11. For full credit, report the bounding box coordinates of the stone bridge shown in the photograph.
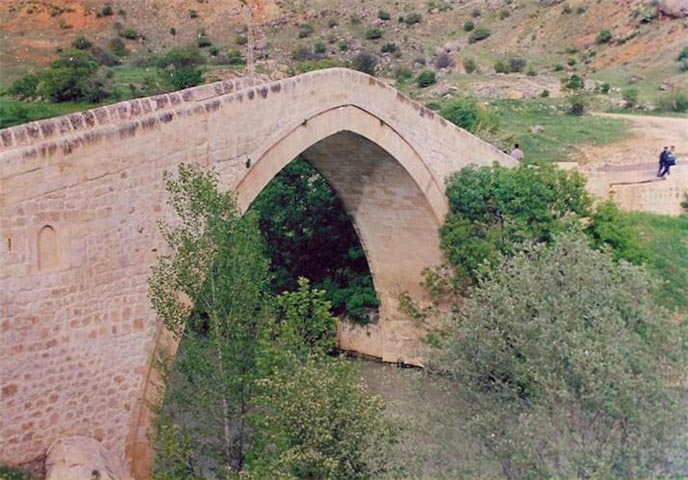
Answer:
[0,68,513,476]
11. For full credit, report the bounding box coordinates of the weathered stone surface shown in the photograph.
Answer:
[659,0,688,17]
[46,436,129,480]
[0,68,514,478]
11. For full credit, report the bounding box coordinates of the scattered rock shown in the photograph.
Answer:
[658,0,688,18]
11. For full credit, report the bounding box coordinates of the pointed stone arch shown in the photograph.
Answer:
[38,225,59,270]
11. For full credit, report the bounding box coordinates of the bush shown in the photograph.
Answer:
[679,59,688,73]
[494,59,509,74]
[196,35,212,48]
[677,46,688,62]
[440,163,591,285]
[553,63,564,71]
[157,46,205,90]
[586,200,646,264]
[109,37,128,57]
[568,94,586,115]
[338,40,349,51]
[562,3,572,14]
[169,27,176,36]
[404,12,423,25]
[378,9,391,21]
[0,465,33,480]
[622,87,639,108]
[297,23,314,38]
[218,49,245,66]
[509,56,526,72]
[99,4,114,16]
[656,88,688,112]
[364,27,383,40]
[596,28,612,44]
[463,20,474,31]
[526,67,537,76]
[540,88,550,97]
[236,34,248,46]
[416,69,437,87]
[313,40,326,55]
[394,67,413,82]
[72,35,93,50]
[434,52,453,70]
[7,74,40,99]
[468,26,490,43]
[188,9,198,19]
[439,96,499,134]
[381,42,397,54]
[351,52,377,76]
[292,45,310,61]
[327,18,338,28]
[435,233,685,478]
[499,7,510,19]
[208,45,220,57]
[565,73,584,91]
[120,28,138,40]
[471,7,481,17]
[600,82,611,94]
[463,58,476,73]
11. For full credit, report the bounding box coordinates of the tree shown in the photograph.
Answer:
[40,50,109,102]
[156,46,205,90]
[440,163,591,287]
[434,234,686,478]
[250,158,378,321]
[439,96,499,134]
[250,357,401,479]
[150,164,272,476]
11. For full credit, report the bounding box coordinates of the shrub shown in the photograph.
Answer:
[292,45,310,61]
[656,89,688,112]
[494,59,509,73]
[562,3,572,14]
[471,7,481,17]
[40,50,109,102]
[596,28,612,44]
[677,46,688,62]
[7,74,40,99]
[679,59,688,73]
[208,45,220,57]
[499,8,510,19]
[156,46,205,90]
[565,73,584,90]
[298,23,314,38]
[622,87,639,108]
[313,40,327,55]
[509,56,526,72]
[600,82,611,94]
[416,69,437,87]
[72,35,93,50]
[567,57,577,66]
[435,233,685,478]
[169,27,176,36]
[327,18,338,28]
[463,58,476,73]
[463,20,474,31]
[378,9,391,21]
[109,37,128,56]
[381,42,397,54]
[526,67,537,76]
[404,12,423,25]
[188,9,198,19]
[540,88,550,97]
[439,163,591,285]
[553,63,564,71]
[351,52,377,75]
[468,26,490,43]
[364,27,383,40]
[349,14,360,25]
[100,4,114,16]
[236,34,248,46]
[434,52,453,69]
[568,94,586,115]
[395,67,413,82]
[439,96,498,134]
[121,28,138,40]
[576,6,586,13]
[196,35,212,48]
[220,49,245,66]
[338,40,349,51]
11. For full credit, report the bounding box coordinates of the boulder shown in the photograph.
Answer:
[659,0,688,17]
[45,436,129,480]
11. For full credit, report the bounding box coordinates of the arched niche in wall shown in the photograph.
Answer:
[38,225,59,270]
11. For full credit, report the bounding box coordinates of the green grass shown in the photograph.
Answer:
[0,97,93,129]
[489,98,630,162]
[625,212,688,312]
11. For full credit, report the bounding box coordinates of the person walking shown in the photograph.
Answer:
[659,145,677,179]
[510,143,524,161]
[657,146,669,177]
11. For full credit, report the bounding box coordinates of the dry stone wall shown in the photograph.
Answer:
[0,68,513,477]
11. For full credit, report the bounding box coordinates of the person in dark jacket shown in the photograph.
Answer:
[657,146,669,177]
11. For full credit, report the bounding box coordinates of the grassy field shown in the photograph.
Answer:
[488,98,630,162]
[625,211,688,312]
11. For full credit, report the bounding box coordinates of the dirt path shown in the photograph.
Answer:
[577,113,688,169]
